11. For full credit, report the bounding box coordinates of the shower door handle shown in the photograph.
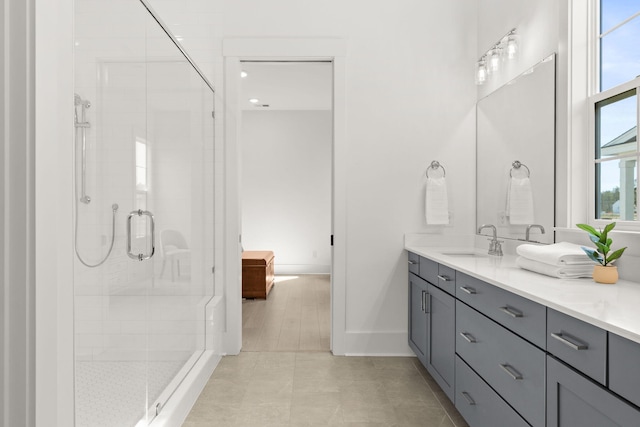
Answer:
[126,209,156,261]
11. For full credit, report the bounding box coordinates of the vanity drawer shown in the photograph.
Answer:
[456,272,547,349]
[456,301,545,427]
[547,308,607,385]
[418,256,438,284]
[408,252,420,275]
[455,356,529,427]
[609,333,640,407]
[436,264,456,295]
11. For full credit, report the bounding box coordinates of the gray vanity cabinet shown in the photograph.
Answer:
[408,253,455,401]
[408,273,428,365]
[456,301,545,427]
[547,356,640,427]
[547,308,607,385]
[455,356,529,427]
[407,250,640,427]
[426,283,455,401]
[609,333,640,408]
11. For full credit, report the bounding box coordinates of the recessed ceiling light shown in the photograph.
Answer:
[249,98,260,104]
[240,70,248,78]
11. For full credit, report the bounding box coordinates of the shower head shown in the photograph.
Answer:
[74,93,91,108]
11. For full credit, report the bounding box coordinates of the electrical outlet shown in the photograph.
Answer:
[497,211,507,225]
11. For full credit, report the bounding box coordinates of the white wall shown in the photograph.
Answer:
[242,110,332,274]
[151,0,478,354]
[230,1,479,355]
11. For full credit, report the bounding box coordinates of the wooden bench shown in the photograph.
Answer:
[242,251,275,299]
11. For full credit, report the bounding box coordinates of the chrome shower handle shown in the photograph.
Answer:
[126,209,156,261]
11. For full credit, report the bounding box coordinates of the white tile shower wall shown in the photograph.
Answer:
[74,0,214,364]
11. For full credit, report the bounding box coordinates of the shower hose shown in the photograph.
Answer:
[73,109,119,268]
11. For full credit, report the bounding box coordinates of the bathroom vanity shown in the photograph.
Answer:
[406,246,640,427]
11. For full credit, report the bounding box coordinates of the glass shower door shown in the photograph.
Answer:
[73,1,214,426]
[141,11,214,421]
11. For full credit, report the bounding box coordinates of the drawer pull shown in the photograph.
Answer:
[461,391,476,406]
[437,274,452,282]
[499,363,523,380]
[421,290,425,312]
[459,286,476,295]
[408,260,418,265]
[550,332,588,350]
[459,332,477,343]
[499,306,523,318]
[425,293,430,313]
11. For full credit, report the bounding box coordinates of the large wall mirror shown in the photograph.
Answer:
[476,54,555,244]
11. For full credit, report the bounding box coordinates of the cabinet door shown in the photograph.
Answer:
[408,273,428,365]
[427,283,455,401]
[547,356,640,427]
[609,333,640,408]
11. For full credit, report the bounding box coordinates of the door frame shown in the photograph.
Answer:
[221,38,347,355]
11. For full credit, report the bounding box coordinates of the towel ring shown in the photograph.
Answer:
[426,160,446,178]
[510,160,530,178]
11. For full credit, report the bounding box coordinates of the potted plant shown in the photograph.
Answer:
[576,222,627,284]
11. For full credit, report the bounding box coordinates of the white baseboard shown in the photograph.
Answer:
[342,331,414,356]
[275,264,331,275]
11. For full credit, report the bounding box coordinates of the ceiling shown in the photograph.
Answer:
[240,61,332,111]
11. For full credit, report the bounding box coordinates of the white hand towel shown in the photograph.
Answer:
[516,256,593,279]
[507,177,535,224]
[516,242,594,266]
[425,177,449,225]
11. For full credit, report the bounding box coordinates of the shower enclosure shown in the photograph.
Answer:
[73,1,215,425]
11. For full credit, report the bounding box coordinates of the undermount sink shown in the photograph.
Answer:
[440,251,487,258]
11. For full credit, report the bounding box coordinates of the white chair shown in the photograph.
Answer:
[159,229,190,281]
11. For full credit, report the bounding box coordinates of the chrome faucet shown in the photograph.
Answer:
[526,224,546,241]
[478,224,503,256]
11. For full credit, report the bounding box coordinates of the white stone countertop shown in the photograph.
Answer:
[405,244,640,345]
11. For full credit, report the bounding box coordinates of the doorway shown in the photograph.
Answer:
[222,38,347,356]
[239,61,332,352]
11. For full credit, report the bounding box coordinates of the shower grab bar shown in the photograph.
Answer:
[126,209,156,261]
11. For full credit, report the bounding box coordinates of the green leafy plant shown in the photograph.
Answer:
[576,222,627,266]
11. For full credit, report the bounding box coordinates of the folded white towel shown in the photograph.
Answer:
[425,177,449,225]
[516,242,593,266]
[507,177,535,224]
[516,257,593,279]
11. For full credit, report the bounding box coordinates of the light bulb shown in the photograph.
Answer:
[506,34,518,60]
[475,60,487,85]
[488,48,501,73]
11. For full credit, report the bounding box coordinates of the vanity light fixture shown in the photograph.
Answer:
[475,28,519,85]
[475,60,487,85]
[506,33,519,59]
[487,48,501,74]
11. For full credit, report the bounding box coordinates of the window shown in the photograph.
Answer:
[590,1,640,224]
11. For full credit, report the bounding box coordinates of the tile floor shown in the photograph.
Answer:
[183,275,469,426]
[183,352,469,426]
